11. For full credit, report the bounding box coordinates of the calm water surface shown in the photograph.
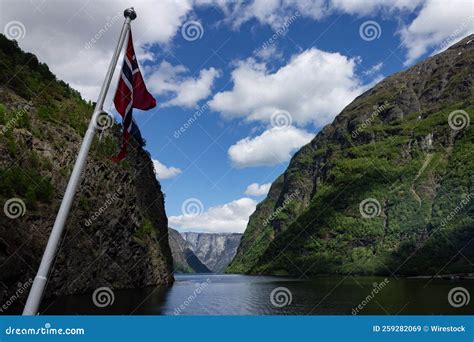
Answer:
[39,274,474,315]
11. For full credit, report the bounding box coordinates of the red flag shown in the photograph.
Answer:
[111,30,156,162]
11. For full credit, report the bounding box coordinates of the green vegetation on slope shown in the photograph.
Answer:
[0,34,124,208]
[228,35,474,276]
[254,106,473,276]
[0,34,175,300]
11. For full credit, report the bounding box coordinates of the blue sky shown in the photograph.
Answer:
[2,0,473,233]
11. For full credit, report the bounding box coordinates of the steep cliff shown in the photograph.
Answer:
[0,35,174,308]
[168,228,211,273]
[182,232,242,272]
[228,35,474,276]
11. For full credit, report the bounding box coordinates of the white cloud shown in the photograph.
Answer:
[202,0,324,29]
[204,0,470,67]
[228,126,313,168]
[204,0,423,29]
[0,0,193,101]
[169,197,257,233]
[363,62,383,76]
[210,49,367,127]
[331,0,423,16]
[3,0,467,106]
[245,183,271,196]
[146,61,220,108]
[399,0,474,65]
[152,159,182,180]
[254,44,283,62]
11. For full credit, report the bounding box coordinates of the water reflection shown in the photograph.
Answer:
[16,274,474,315]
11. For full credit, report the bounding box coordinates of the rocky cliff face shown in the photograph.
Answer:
[0,35,174,309]
[168,228,211,273]
[228,35,474,276]
[182,232,242,273]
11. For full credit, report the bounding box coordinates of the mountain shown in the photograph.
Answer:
[168,228,211,273]
[182,232,243,272]
[228,35,474,276]
[0,34,174,307]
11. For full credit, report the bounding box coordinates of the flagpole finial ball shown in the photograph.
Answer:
[124,7,137,20]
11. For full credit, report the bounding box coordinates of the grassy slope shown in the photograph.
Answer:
[254,106,473,276]
[0,35,175,300]
[0,35,121,209]
[229,35,474,276]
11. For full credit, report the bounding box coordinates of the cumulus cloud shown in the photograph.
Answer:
[0,0,193,101]
[146,61,220,108]
[331,0,423,16]
[228,126,313,168]
[210,49,367,127]
[204,0,470,67]
[245,183,271,196]
[152,159,182,180]
[206,0,472,66]
[169,197,257,233]
[201,0,323,29]
[205,0,423,29]
[3,0,466,105]
[399,0,474,65]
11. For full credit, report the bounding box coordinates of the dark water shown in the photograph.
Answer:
[37,274,474,315]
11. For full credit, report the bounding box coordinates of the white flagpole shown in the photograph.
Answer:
[22,8,137,316]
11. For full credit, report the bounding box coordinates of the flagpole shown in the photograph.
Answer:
[22,8,137,316]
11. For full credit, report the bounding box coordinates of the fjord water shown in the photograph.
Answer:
[40,274,473,315]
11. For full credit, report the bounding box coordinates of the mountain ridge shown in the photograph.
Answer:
[168,228,211,273]
[228,34,474,276]
[0,34,174,307]
[182,232,242,273]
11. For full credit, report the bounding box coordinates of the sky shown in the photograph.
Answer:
[1,0,473,233]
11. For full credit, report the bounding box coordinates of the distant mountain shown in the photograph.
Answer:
[182,232,243,273]
[228,35,474,276]
[168,228,211,273]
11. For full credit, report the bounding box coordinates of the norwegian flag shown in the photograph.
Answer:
[111,30,156,162]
